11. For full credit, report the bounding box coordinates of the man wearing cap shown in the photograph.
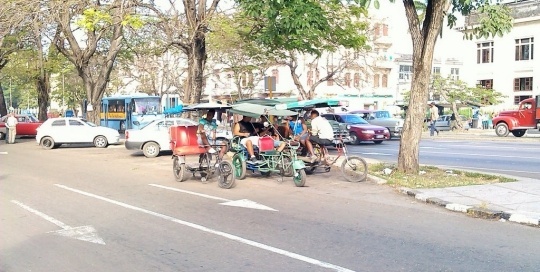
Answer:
[429,102,439,136]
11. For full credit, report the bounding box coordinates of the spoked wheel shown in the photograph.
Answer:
[217,161,235,189]
[232,153,246,180]
[340,156,367,182]
[280,156,294,177]
[293,169,306,187]
[199,153,213,182]
[173,156,188,182]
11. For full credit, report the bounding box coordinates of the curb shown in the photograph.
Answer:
[398,187,540,227]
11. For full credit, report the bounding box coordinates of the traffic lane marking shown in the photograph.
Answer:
[420,151,539,160]
[11,200,105,245]
[0,151,8,154]
[54,184,354,272]
[148,184,278,211]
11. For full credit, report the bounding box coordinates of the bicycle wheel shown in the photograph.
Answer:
[232,153,246,180]
[293,169,306,187]
[173,156,188,182]
[340,156,367,182]
[218,161,236,189]
[280,156,294,177]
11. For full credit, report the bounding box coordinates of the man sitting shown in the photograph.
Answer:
[233,115,261,163]
[197,109,226,159]
[307,110,334,161]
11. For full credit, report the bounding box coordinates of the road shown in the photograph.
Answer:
[1,140,540,272]
[347,137,540,179]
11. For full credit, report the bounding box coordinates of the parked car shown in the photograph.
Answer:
[125,118,233,158]
[321,113,390,144]
[435,114,470,131]
[304,117,352,144]
[0,114,43,140]
[36,118,120,149]
[349,110,403,138]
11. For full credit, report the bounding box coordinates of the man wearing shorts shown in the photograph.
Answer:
[233,115,261,163]
[289,115,313,157]
[308,110,334,160]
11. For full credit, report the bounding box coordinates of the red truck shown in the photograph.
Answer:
[493,96,540,137]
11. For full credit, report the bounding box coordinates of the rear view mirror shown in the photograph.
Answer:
[133,121,140,126]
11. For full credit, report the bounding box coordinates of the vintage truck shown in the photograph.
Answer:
[492,96,540,137]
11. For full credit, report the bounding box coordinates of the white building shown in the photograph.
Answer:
[462,0,539,109]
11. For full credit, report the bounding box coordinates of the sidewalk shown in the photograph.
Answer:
[332,154,540,227]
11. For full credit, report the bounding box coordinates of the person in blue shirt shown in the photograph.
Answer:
[198,109,226,159]
[289,115,313,157]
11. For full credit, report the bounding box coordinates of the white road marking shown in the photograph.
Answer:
[149,184,277,211]
[419,147,447,149]
[11,200,105,245]
[434,165,540,175]
[55,184,353,272]
[422,151,539,160]
[360,152,392,156]
[0,151,8,155]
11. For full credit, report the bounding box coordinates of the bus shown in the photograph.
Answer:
[100,93,164,132]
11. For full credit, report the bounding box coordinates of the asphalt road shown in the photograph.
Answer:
[347,137,540,180]
[1,140,540,271]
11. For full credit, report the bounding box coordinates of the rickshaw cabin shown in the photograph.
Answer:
[169,125,206,155]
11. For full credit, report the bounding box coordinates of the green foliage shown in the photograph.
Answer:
[76,8,112,31]
[431,75,504,106]
[236,0,369,56]
[122,14,144,29]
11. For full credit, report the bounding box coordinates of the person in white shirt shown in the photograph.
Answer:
[307,110,334,161]
[6,113,18,144]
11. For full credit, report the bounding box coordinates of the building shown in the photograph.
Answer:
[462,0,539,109]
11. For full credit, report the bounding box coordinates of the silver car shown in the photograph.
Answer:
[435,115,470,131]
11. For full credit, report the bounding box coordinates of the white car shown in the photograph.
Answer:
[125,118,233,158]
[36,118,120,149]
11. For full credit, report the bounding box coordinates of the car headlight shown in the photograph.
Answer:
[346,125,351,130]
[384,129,389,133]
[362,130,375,134]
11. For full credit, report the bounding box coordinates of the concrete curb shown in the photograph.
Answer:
[398,187,540,227]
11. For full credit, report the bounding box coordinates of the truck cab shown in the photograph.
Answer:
[492,96,540,137]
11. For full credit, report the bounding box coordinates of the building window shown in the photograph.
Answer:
[450,68,459,80]
[432,67,441,74]
[307,70,313,87]
[399,65,413,81]
[382,74,388,88]
[373,74,380,88]
[327,77,334,86]
[353,73,360,88]
[514,77,533,91]
[478,79,493,89]
[477,42,494,64]
[515,38,534,61]
[514,95,532,105]
[382,24,388,36]
[344,73,351,87]
[271,69,279,84]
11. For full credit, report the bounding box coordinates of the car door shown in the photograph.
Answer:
[66,119,90,143]
[155,120,175,149]
[49,119,68,142]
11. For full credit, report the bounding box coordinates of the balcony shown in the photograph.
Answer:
[373,35,392,47]
[375,56,395,69]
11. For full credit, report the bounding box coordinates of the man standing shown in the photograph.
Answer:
[6,113,18,144]
[429,102,439,136]
[450,112,457,131]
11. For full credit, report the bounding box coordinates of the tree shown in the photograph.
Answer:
[365,0,513,173]
[52,0,142,123]
[142,0,221,104]
[207,14,271,100]
[431,75,504,130]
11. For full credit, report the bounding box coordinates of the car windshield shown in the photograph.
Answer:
[341,115,369,124]
[27,115,39,122]
[81,119,97,127]
[375,111,391,118]
[134,98,162,115]
[140,120,158,130]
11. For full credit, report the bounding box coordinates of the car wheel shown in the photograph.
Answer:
[350,132,360,145]
[40,136,56,150]
[495,123,510,137]
[142,142,160,158]
[386,128,392,139]
[511,129,526,137]
[373,140,383,144]
[94,135,108,148]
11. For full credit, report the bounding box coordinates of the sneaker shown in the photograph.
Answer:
[208,148,217,154]
[248,156,262,164]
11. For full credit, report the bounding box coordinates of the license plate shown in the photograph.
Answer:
[376,135,384,139]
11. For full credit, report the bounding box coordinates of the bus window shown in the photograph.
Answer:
[134,98,161,115]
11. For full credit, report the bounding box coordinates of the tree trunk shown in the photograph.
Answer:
[36,75,50,121]
[398,0,448,173]
[191,35,206,104]
[0,82,7,116]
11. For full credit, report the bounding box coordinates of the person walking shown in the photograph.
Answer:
[450,112,457,131]
[6,113,18,144]
[429,102,439,136]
